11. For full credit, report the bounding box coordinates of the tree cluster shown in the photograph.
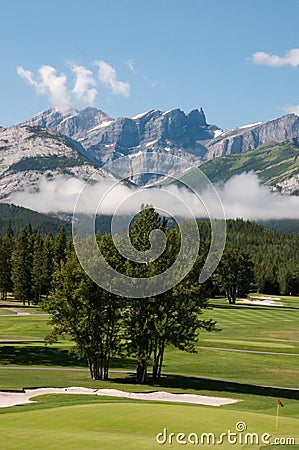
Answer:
[0,223,67,304]
[46,207,216,383]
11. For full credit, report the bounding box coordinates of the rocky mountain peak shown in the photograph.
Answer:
[22,107,111,142]
[188,108,207,126]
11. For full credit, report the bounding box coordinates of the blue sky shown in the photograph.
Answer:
[1,0,299,129]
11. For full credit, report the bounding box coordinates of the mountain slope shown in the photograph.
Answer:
[205,114,299,160]
[0,124,117,200]
[196,139,299,194]
[0,203,69,236]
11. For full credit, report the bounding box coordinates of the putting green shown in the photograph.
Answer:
[0,400,298,449]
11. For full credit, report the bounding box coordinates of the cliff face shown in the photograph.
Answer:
[205,114,299,160]
[22,107,220,184]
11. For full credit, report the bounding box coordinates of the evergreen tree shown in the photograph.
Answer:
[32,232,44,304]
[54,226,67,267]
[41,234,55,299]
[11,228,33,305]
[0,222,14,299]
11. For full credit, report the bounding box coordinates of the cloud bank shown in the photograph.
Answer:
[252,48,299,67]
[17,60,130,111]
[7,172,299,221]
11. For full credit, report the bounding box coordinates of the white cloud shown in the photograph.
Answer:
[215,172,299,219]
[71,64,97,107]
[16,66,40,90]
[284,104,299,116]
[17,60,130,110]
[17,65,71,111]
[95,60,130,97]
[125,60,135,72]
[252,48,299,67]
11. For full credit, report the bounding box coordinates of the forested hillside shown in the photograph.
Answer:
[0,204,70,236]
[199,219,299,295]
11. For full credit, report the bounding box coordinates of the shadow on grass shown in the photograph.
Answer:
[0,345,86,366]
[112,373,299,400]
[210,303,299,311]
[0,345,136,370]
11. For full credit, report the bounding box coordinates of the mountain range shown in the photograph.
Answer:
[1,106,299,206]
[23,106,299,166]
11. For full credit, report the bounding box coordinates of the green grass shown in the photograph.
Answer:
[157,295,299,388]
[0,295,298,388]
[0,306,45,315]
[198,296,299,354]
[0,315,52,340]
[164,345,299,388]
[0,398,298,449]
[0,308,16,315]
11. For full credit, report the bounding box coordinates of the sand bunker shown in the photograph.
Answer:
[237,297,283,306]
[0,387,239,408]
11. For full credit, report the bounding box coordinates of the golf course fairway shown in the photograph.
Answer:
[0,398,298,449]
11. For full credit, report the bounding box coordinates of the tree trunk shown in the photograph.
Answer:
[152,362,158,382]
[88,357,101,380]
[227,289,236,304]
[152,343,165,383]
[136,361,147,384]
[157,345,165,380]
[152,339,158,382]
[103,354,110,380]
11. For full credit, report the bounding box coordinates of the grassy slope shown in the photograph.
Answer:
[180,139,299,192]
